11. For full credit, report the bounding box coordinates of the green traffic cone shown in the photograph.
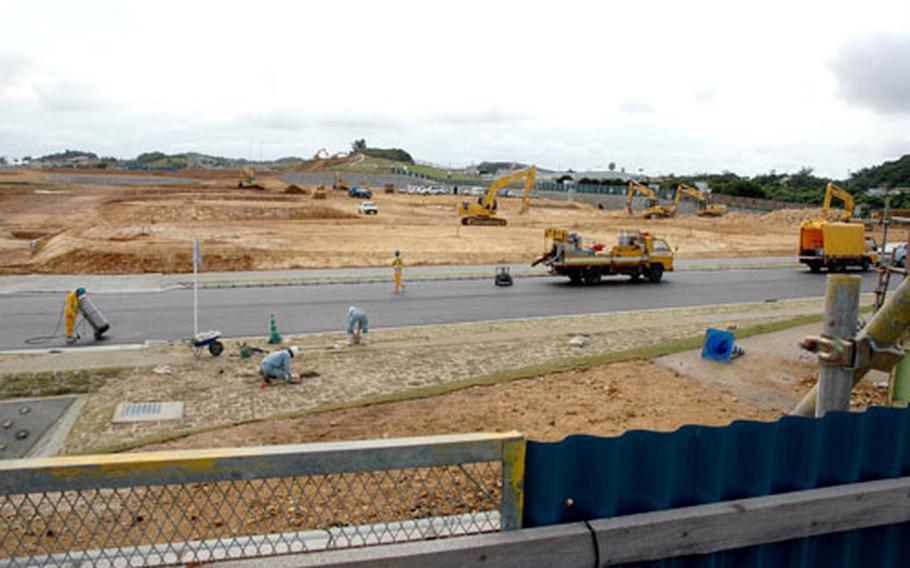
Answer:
[268,314,283,344]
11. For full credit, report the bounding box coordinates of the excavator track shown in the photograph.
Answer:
[464,217,507,226]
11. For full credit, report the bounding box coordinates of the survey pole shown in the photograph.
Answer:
[193,239,200,338]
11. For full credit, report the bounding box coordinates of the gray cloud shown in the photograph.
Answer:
[35,79,109,112]
[244,110,396,131]
[0,52,30,88]
[432,108,526,125]
[832,34,910,114]
[617,100,654,114]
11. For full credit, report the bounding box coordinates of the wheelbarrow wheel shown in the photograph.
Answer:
[208,340,224,357]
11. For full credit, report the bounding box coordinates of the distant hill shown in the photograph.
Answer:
[38,149,98,161]
[848,154,910,192]
[476,161,528,175]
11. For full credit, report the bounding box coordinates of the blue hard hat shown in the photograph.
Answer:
[394,249,400,256]
[76,287,86,296]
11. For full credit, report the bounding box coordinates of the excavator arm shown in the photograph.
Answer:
[518,166,538,214]
[675,184,706,205]
[627,181,659,214]
[823,182,855,222]
[483,167,536,210]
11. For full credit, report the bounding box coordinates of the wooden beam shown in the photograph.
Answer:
[593,475,910,565]
[212,476,910,567]
[212,522,595,568]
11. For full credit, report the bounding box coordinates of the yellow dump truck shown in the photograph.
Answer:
[533,228,673,284]
[798,220,877,272]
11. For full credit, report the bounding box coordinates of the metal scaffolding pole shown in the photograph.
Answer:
[792,275,910,417]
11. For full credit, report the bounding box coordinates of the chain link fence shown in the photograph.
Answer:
[0,433,525,567]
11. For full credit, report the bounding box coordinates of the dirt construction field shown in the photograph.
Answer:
[0,168,822,275]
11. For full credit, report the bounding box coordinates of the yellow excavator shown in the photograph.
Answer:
[238,166,265,189]
[457,165,537,226]
[626,181,676,219]
[332,172,349,192]
[674,184,727,217]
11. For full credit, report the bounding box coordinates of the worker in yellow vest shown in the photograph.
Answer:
[393,249,405,293]
[65,287,86,343]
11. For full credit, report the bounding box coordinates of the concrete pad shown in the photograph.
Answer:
[0,395,77,459]
[654,322,891,413]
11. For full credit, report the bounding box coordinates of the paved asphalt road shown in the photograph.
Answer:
[0,269,891,351]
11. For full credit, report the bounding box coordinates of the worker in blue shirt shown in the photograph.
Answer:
[347,306,369,345]
[260,345,301,383]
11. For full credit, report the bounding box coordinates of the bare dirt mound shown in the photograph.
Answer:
[114,202,356,223]
[34,246,257,274]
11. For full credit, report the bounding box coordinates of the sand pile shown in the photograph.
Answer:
[121,203,356,223]
[761,208,823,225]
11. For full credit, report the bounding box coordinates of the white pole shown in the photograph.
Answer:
[193,239,199,338]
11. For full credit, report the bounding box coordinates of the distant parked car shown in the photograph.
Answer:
[358,201,378,215]
[348,185,372,198]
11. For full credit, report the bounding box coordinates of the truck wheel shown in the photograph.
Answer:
[583,267,601,285]
[807,261,822,273]
[629,272,641,282]
[861,258,870,272]
[647,264,664,283]
[569,270,583,285]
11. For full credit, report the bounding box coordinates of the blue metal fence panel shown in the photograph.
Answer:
[523,406,910,567]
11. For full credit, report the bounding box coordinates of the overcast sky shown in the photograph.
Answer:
[1,0,909,177]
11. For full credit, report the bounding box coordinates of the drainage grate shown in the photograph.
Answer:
[112,401,184,423]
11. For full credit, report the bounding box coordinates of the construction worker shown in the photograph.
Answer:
[260,346,301,384]
[64,287,86,344]
[347,306,369,345]
[393,249,405,293]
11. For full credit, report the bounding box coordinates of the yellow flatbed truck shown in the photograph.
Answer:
[533,228,674,284]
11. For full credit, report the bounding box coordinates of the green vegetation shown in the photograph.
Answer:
[38,149,98,161]
[351,139,413,164]
[134,151,189,169]
[651,157,910,211]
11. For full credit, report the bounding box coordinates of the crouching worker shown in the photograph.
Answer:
[347,306,368,346]
[260,345,301,384]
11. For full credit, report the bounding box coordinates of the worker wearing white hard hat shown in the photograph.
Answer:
[260,345,301,384]
[346,306,369,346]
